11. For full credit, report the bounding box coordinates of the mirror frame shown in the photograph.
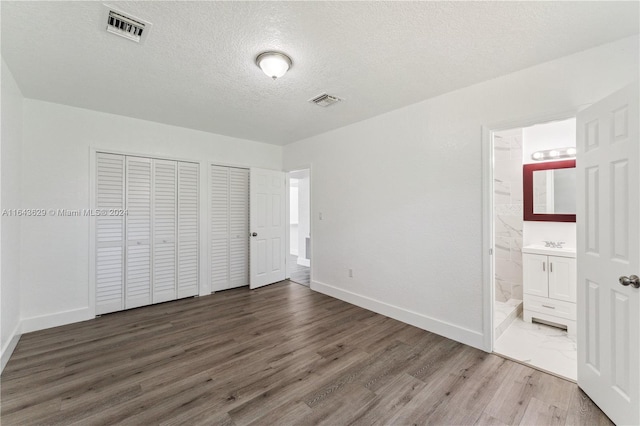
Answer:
[523,159,576,222]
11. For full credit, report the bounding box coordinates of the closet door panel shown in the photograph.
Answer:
[177,162,199,298]
[126,157,152,309]
[153,159,177,303]
[96,153,125,314]
[211,166,230,291]
[229,168,249,288]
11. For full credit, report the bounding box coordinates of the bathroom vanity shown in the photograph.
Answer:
[522,245,576,335]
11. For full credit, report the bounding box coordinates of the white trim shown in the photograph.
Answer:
[91,147,200,165]
[481,109,582,353]
[1,323,21,373]
[284,164,313,284]
[311,280,485,350]
[481,126,494,352]
[285,174,291,279]
[88,149,97,316]
[20,307,93,334]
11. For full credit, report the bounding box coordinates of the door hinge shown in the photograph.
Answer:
[489,248,493,255]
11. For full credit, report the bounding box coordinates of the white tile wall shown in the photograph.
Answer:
[494,131,524,302]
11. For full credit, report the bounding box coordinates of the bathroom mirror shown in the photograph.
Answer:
[523,159,576,222]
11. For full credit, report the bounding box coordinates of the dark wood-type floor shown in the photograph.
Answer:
[1,281,611,425]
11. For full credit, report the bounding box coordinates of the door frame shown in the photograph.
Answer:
[284,164,313,284]
[481,109,581,352]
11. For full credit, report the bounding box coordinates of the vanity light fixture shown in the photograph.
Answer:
[531,147,576,161]
[256,51,292,80]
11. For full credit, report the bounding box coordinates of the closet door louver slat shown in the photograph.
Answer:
[95,154,199,314]
[210,165,249,291]
[96,153,125,314]
[125,157,152,309]
[229,168,249,288]
[152,159,177,303]
[177,162,199,298]
[211,166,230,291]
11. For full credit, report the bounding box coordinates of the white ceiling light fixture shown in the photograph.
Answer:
[256,51,292,80]
[530,147,577,161]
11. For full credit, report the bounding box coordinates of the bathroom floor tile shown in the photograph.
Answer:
[494,315,577,381]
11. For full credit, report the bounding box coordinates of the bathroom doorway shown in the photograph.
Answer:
[287,169,311,286]
[490,117,578,381]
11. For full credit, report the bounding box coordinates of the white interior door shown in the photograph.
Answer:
[229,167,249,288]
[577,82,639,426]
[177,162,199,298]
[210,165,249,291]
[211,165,230,291]
[95,153,125,314]
[152,159,177,304]
[125,156,153,309]
[250,168,286,289]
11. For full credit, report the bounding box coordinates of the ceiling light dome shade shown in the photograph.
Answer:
[256,51,292,80]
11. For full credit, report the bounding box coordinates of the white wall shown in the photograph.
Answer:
[522,118,577,249]
[283,36,639,350]
[20,100,282,332]
[522,118,576,164]
[1,58,24,370]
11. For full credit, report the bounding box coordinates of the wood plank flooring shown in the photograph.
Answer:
[1,281,611,425]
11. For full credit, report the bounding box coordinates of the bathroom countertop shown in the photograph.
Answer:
[522,245,576,258]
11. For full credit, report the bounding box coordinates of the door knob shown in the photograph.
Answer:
[619,275,640,288]
[251,232,258,237]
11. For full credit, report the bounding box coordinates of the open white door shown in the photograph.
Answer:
[577,82,639,426]
[250,168,286,289]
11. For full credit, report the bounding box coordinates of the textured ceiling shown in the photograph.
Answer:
[2,1,638,145]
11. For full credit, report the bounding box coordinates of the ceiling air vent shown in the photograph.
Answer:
[308,93,342,107]
[103,5,152,43]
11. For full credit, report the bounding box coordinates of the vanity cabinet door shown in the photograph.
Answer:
[523,253,548,297]
[548,256,576,303]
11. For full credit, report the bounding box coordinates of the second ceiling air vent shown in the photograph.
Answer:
[103,5,152,43]
[308,93,342,107]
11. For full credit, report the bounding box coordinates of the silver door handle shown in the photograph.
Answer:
[619,275,640,288]
[550,263,553,273]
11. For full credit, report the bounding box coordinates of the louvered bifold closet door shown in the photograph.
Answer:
[229,167,249,288]
[152,159,177,303]
[177,162,199,298]
[211,166,230,291]
[125,157,153,309]
[96,153,125,314]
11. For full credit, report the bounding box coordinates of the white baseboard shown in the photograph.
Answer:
[311,280,486,351]
[20,307,93,334]
[1,323,22,373]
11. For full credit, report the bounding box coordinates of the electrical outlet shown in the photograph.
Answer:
[348,268,353,278]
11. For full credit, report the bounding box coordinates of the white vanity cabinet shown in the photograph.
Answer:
[522,246,576,335]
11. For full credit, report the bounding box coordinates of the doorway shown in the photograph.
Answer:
[490,118,578,381]
[287,169,311,286]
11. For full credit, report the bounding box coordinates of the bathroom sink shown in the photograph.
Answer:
[522,245,576,258]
